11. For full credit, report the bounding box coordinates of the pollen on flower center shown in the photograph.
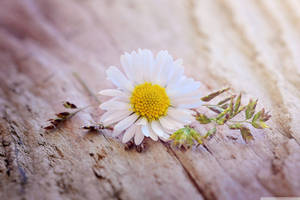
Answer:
[130,82,170,121]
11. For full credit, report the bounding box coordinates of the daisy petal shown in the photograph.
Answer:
[141,49,154,82]
[148,124,158,141]
[141,122,158,141]
[169,90,201,102]
[159,136,170,142]
[100,110,113,122]
[177,101,203,109]
[134,129,144,145]
[167,107,195,124]
[131,51,144,84]
[159,116,184,132]
[155,50,173,86]
[166,59,184,87]
[167,79,201,97]
[136,117,147,126]
[101,110,132,127]
[99,100,130,110]
[113,114,139,137]
[171,96,203,107]
[122,125,136,143]
[121,53,134,81]
[98,89,126,97]
[141,123,150,137]
[106,66,134,92]
[151,121,167,138]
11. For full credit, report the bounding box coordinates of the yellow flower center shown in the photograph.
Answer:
[130,82,170,121]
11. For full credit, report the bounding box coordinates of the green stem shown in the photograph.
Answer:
[67,105,91,120]
[228,120,252,124]
[203,104,222,107]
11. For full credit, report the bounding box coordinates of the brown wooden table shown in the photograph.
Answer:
[0,0,299,199]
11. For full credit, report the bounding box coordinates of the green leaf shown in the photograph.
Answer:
[252,120,269,129]
[216,107,230,120]
[216,108,230,125]
[207,105,223,114]
[245,99,257,119]
[251,121,261,129]
[229,123,243,130]
[216,116,229,125]
[169,127,203,148]
[229,96,234,116]
[251,109,269,129]
[240,127,254,143]
[245,99,252,119]
[236,105,246,115]
[251,109,270,129]
[259,121,269,129]
[221,103,229,109]
[234,93,241,114]
[252,111,261,123]
[204,127,216,139]
[217,96,234,105]
[201,87,230,102]
[230,105,246,118]
[189,128,203,145]
[196,114,211,124]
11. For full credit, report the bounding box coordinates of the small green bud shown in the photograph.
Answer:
[196,114,211,124]
[229,123,243,129]
[240,127,253,143]
[169,127,203,148]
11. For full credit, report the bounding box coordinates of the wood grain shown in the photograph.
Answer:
[0,0,299,199]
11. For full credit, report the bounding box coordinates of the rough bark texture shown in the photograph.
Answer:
[0,0,300,200]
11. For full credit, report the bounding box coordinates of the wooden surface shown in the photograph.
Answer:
[0,0,300,199]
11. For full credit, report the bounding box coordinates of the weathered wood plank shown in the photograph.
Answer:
[0,0,299,199]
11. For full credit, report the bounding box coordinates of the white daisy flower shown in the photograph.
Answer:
[99,49,202,145]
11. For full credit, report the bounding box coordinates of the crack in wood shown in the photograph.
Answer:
[1,111,28,195]
[163,143,216,200]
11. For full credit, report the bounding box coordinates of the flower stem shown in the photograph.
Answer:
[228,120,252,124]
[67,105,91,119]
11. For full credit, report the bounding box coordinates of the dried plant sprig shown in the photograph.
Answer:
[196,88,271,143]
[44,101,114,134]
[196,114,211,124]
[169,126,203,148]
[169,126,217,149]
[201,87,230,102]
[63,101,78,109]
[43,102,88,130]
[81,124,105,131]
[170,88,271,148]
[81,124,113,131]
